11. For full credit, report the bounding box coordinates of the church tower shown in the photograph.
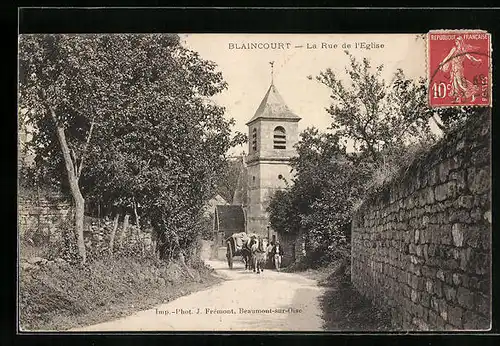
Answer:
[245,64,301,239]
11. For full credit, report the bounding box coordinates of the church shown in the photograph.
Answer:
[212,68,304,265]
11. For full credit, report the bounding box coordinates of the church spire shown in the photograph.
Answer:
[269,61,274,85]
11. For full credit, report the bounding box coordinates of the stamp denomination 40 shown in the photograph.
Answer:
[428,30,491,108]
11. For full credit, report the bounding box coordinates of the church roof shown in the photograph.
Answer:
[214,205,246,236]
[246,84,301,125]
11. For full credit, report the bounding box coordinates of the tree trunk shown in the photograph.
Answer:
[49,106,86,264]
[119,214,130,246]
[109,213,120,256]
[132,199,144,256]
[74,194,85,263]
[132,198,141,230]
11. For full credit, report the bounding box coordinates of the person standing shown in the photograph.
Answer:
[266,239,274,269]
[271,241,284,272]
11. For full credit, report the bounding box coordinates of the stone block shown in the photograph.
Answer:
[421,292,431,308]
[409,263,421,276]
[463,310,491,330]
[435,181,457,202]
[413,317,430,331]
[448,305,464,327]
[443,284,457,303]
[421,229,431,244]
[414,229,420,243]
[434,280,443,298]
[428,244,437,257]
[459,248,472,271]
[403,284,411,298]
[411,289,418,303]
[451,223,464,247]
[438,160,451,183]
[475,293,490,317]
[436,269,445,281]
[409,243,417,254]
[429,167,439,186]
[475,254,489,276]
[410,275,423,290]
[422,265,436,278]
[463,227,481,249]
[483,210,491,224]
[450,170,467,192]
[479,277,490,295]
[428,310,438,326]
[457,287,474,310]
[468,168,490,195]
[434,184,448,202]
[469,208,483,222]
[425,188,435,205]
[416,244,423,257]
[449,210,471,224]
[440,225,452,245]
[444,259,459,272]
[431,296,439,311]
[425,279,433,293]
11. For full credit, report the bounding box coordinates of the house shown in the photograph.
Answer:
[211,205,246,260]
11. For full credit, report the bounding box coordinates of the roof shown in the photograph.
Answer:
[246,84,301,125]
[203,194,229,216]
[214,205,245,234]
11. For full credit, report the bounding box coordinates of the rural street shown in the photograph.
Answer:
[70,258,326,331]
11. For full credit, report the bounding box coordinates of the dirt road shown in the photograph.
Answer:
[70,259,326,331]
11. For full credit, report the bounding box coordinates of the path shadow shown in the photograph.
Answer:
[317,278,393,331]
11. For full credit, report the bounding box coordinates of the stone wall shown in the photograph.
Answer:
[351,111,491,331]
[18,191,73,243]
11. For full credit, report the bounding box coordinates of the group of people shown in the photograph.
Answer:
[265,240,284,272]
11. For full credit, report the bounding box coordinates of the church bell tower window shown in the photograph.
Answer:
[252,128,257,152]
[273,126,286,149]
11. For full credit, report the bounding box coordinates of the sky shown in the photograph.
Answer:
[181,33,428,155]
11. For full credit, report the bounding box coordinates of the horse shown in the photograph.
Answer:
[241,235,257,271]
[251,237,268,274]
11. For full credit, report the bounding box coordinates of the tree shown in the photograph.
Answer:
[19,34,242,263]
[310,51,435,164]
[216,157,244,204]
[268,128,369,264]
[19,34,125,263]
[267,189,300,235]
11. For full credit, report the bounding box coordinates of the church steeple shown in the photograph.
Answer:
[245,83,301,126]
[243,66,301,237]
[270,61,274,86]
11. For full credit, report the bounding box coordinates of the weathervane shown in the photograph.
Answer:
[269,61,274,85]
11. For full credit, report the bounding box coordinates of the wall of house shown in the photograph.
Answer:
[351,111,491,330]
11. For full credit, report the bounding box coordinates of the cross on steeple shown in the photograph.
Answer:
[269,61,274,85]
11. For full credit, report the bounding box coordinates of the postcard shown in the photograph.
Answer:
[18,32,491,332]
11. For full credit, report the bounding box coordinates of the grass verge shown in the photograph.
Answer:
[19,256,223,331]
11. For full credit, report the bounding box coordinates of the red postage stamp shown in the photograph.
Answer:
[428,30,491,107]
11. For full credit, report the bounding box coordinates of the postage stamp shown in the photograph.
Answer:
[18,31,491,333]
[428,30,492,107]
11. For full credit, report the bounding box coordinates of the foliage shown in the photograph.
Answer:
[198,215,214,241]
[268,189,300,235]
[310,51,436,164]
[268,129,369,263]
[273,53,466,267]
[216,157,244,204]
[19,34,245,261]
